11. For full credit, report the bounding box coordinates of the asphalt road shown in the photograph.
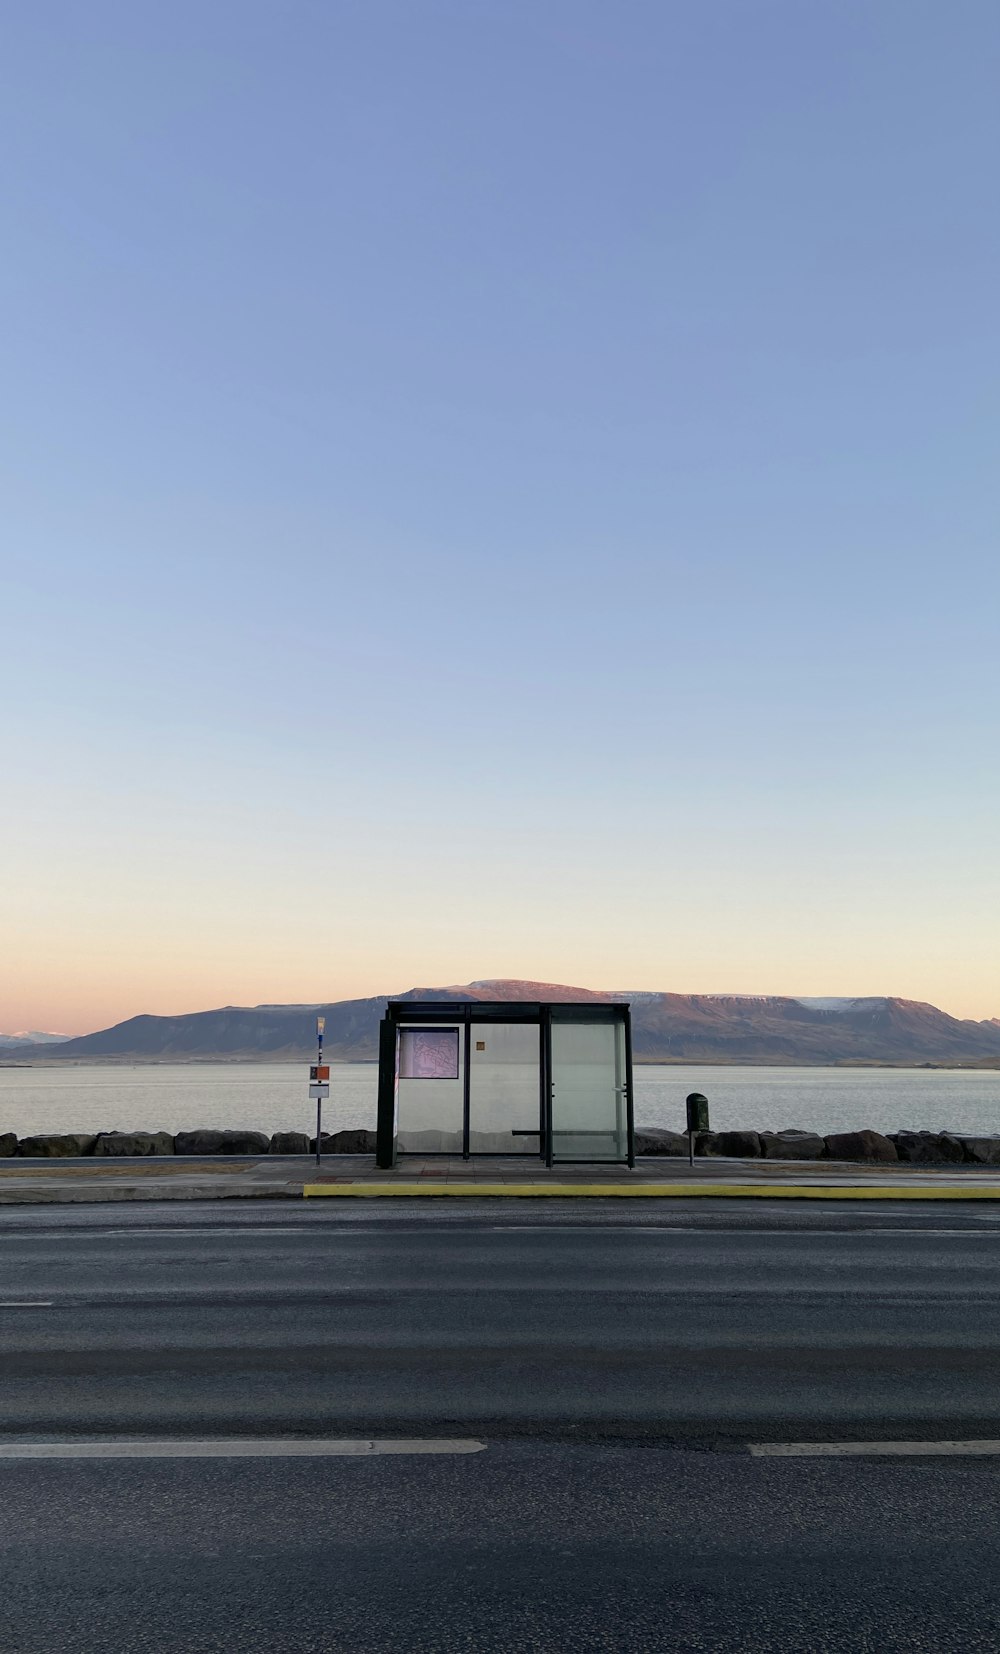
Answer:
[4,1199,1000,1650]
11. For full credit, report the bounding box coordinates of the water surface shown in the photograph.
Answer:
[1,1062,999,1140]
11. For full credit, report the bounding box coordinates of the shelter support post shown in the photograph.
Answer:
[375,1017,397,1169]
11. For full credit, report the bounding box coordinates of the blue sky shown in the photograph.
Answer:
[3,0,998,1030]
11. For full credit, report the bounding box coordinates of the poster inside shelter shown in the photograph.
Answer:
[399,1028,460,1080]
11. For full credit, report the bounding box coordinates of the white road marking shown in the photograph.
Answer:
[0,1301,53,1308]
[492,1225,995,1237]
[855,1228,998,1236]
[842,1209,998,1217]
[91,1227,321,1237]
[0,1438,486,1460]
[750,1440,1000,1458]
[491,1225,695,1233]
[15,1228,356,1240]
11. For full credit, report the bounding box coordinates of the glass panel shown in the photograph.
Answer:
[395,1023,464,1152]
[469,1023,540,1154]
[550,1018,626,1161]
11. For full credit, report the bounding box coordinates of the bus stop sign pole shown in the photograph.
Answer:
[311,1017,329,1167]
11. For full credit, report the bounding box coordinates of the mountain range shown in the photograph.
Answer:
[7,980,1000,1067]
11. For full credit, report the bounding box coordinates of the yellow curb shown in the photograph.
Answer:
[303,1182,1000,1200]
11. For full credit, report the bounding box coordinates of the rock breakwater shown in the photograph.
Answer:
[635,1127,1000,1164]
[2,1126,1000,1163]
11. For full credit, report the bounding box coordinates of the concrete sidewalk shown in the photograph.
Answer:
[0,1155,306,1204]
[4,1153,1000,1203]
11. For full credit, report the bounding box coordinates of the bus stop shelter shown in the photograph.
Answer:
[375,999,634,1169]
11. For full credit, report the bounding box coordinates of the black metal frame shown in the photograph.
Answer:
[375,999,635,1170]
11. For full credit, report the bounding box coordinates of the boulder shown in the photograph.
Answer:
[311,1129,375,1154]
[92,1131,175,1157]
[940,1133,970,1163]
[956,1136,1000,1165]
[174,1129,225,1155]
[760,1130,826,1161]
[0,1132,17,1157]
[634,1128,688,1157]
[694,1131,724,1157]
[174,1129,270,1156]
[17,1134,97,1158]
[270,1131,310,1155]
[216,1129,270,1156]
[824,1129,897,1163]
[712,1130,762,1159]
[893,1131,964,1165]
[892,1130,935,1163]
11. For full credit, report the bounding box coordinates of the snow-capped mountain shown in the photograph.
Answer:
[0,1031,71,1049]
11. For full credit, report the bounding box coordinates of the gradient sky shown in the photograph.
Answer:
[3,0,998,1034]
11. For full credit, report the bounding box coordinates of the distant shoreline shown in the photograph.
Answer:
[2,1057,1000,1072]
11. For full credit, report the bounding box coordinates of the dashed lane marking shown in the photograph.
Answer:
[750,1440,1000,1458]
[0,1438,487,1460]
[493,1225,1000,1236]
[304,1182,1000,1200]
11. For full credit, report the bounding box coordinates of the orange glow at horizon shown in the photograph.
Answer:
[5,935,998,1038]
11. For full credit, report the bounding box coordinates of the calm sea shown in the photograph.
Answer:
[1,1062,1000,1141]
